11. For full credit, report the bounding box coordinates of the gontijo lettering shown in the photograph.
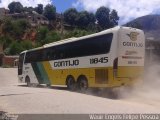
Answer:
[123,42,143,47]
[54,59,79,67]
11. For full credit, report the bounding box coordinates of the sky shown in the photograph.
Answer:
[0,0,160,24]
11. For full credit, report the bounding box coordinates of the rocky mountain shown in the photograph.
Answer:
[124,14,160,41]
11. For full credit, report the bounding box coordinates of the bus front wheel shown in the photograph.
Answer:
[77,76,88,91]
[66,76,76,91]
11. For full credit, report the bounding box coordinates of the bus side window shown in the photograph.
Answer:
[46,52,49,60]
[54,48,58,60]
[52,51,56,60]
[25,52,31,63]
[36,50,43,62]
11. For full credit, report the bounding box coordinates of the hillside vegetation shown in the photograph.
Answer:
[0,2,119,55]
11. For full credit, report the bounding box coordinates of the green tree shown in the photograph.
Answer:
[6,41,33,55]
[75,11,96,30]
[0,36,12,50]
[63,8,78,26]
[88,13,96,25]
[23,6,34,13]
[64,29,93,38]
[12,19,30,40]
[21,41,33,50]
[16,19,30,30]
[35,4,43,14]
[36,26,49,45]
[86,13,96,32]
[110,9,119,27]
[2,18,30,40]
[96,6,110,29]
[45,31,61,44]
[8,1,23,13]
[96,7,119,30]
[1,18,14,36]
[8,42,23,55]
[43,4,56,21]
[76,11,95,28]
[0,19,3,26]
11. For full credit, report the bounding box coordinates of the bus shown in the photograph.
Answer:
[18,26,145,90]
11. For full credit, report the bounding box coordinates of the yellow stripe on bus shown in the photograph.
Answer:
[42,61,143,88]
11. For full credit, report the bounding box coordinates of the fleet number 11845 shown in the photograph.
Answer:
[90,57,108,64]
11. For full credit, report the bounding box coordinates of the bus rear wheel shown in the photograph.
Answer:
[77,76,88,92]
[25,76,31,87]
[66,76,76,91]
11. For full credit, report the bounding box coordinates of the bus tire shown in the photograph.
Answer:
[46,84,51,88]
[66,76,76,91]
[25,76,31,87]
[77,76,88,92]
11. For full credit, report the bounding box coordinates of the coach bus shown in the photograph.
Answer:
[18,26,145,90]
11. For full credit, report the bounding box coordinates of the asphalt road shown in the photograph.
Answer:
[0,68,160,114]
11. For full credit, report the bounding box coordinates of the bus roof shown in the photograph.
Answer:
[43,26,142,48]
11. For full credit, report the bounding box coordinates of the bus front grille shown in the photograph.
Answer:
[95,69,108,84]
